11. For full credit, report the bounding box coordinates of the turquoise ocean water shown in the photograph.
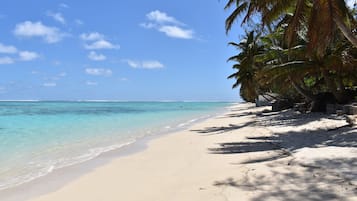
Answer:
[0,101,230,190]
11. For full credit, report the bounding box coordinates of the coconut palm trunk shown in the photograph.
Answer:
[334,15,357,47]
[289,77,315,101]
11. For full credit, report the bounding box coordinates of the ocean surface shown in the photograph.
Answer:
[0,101,230,190]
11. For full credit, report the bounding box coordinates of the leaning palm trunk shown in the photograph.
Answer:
[289,76,314,101]
[334,16,357,47]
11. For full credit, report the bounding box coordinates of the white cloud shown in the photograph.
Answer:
[146,10,183,25]
[0,43,39,63]
[125,59,164,69]
[0,44,39,63]
[88,51,106,61]
[120,77,128,81]
[126,60,140,68]
[142,61,165,69]
[0,57,14,64]
[80,32,119,50]
[86,81,98,86]
[85,68,112,76]
[0,43,17,54]
[84,40,119,50]
[141,10,194,39]
[80,32,104,41]
[14,21,66,43]
[158,26,194,39]
[47,11,66,25]
[19,51,40,61]
[43,82,57,87]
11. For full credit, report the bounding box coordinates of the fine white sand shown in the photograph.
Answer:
[23,103,357,200]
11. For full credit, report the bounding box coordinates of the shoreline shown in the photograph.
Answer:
[2,102,357,201]
[0,103,233,201]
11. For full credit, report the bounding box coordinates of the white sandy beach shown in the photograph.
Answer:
[14,103,357,200]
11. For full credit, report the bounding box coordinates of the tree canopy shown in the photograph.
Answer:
[226,0,357,111]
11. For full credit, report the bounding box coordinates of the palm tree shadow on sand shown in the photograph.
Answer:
[194,109,354,163]
[213,157,357,201]
[208,126,356,158]
[192,109,357,200]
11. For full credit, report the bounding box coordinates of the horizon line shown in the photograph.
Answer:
[0,99,239,103]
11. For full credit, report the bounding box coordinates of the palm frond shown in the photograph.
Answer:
[285,0,309,47]
[225,3,248,33]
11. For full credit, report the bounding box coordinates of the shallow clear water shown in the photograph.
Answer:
[0,101,230,190]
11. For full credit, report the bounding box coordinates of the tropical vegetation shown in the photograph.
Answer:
[226,0,357,111]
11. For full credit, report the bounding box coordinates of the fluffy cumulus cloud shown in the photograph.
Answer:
[13,21,66,43]
[88,51,106,61]
[158,26,193,39]
[141,10,194,39]
[0,57,14,65]
[0,43,39,64]
[19,51,40,61]
[0,43,17,54]
[142,61,164,69]
[85,68,112,76]
[125,59,164,69]
[146,10,184,25]
[85,40,118,50]
[47,11,66,24]
[80,32,119,50]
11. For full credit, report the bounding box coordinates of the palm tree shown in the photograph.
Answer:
[255,26,317,101]
[225,0,357,56]
[257,24,357,104]
[227,31,264,102]
[224,0,269,33]
[283,0,357,56]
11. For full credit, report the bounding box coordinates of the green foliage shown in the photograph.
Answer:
[303,77,316,88]
[227,31,264,102]
[226,0,357,105]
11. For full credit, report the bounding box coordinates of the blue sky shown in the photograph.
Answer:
[0,0,244,101]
